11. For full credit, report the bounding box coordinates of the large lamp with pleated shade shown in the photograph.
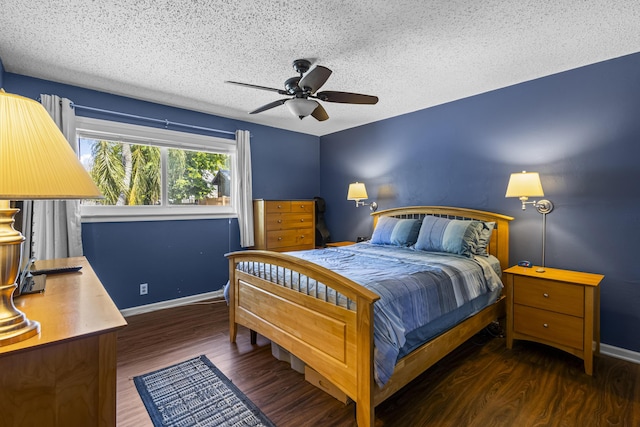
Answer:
[0,89,102,346]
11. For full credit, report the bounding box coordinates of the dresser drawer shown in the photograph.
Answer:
[266,213,314,231]
[290,201,314,213]
[514,304,584,350]
[265,201,292,213]
[513,276,584,317]
[267,228,315,249]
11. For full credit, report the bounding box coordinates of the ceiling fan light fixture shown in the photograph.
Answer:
[286,98,318,119]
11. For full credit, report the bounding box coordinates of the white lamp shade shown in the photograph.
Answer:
[0,90,102,199]
[347,182,368,201]
[286,98,318,118]
[505,171,544,198]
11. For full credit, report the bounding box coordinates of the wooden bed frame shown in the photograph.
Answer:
[227,206,513,427]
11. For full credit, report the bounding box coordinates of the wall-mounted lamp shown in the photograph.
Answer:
[505,171,554,273]
[347,182,378,211]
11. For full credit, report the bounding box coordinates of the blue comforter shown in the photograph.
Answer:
[284,243,503,386]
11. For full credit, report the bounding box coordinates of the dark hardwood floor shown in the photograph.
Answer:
[117,300,640,427]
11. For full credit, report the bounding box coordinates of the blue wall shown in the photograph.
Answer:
[3,72,320,309]
[320,52,640,352]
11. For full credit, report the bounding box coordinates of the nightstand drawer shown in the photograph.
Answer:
[513,276,584,317]
[266,213,313,231]
[290,201,314,213]
[265,201,292,213]
[514,304,584,350]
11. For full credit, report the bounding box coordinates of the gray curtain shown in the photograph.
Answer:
[235,130,254,247]
[22,95,83,261]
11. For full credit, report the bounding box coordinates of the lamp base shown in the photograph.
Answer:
[0,204,40,346]
[0,285,40,345]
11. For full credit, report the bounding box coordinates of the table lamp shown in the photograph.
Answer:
[0,89,102,346]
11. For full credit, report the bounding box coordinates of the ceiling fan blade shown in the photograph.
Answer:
[311,103,329,121]
[249,98,289,114]
[225,80,288,95]
[298,66,332,94]
[316,91,379,104]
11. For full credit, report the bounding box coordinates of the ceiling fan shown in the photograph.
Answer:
[225,59,379,121]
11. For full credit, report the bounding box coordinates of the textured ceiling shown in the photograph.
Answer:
[1,1,640,136]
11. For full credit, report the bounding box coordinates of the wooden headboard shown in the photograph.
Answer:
[371,206,514,271]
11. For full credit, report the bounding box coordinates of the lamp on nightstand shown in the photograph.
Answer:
[0,89,102,346]
[505,171,554,273]
[347,182,378,211]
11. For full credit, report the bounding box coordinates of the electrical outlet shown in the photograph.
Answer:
[139,283,148,295]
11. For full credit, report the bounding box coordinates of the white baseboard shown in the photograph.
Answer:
[120,290,225,317]
[600,343,640,364]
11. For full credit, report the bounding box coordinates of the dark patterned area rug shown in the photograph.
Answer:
[134,355,276,427]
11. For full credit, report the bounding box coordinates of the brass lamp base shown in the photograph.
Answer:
[0,204,40,346]
[0,285,40,345]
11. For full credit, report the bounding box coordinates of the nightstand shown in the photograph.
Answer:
[504,265,603,375]
[325,241,356,247]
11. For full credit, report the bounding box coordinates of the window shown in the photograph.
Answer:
[76,117,236,222]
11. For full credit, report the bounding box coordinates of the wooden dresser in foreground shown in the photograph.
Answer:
[0,257,127,427]
[504,265,603,375]
[253,199,315,251]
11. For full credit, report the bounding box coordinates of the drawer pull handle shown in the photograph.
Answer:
[301,235,305,239]
[543,323,549,328]
[277,219,282,223]
[277,205,282,209]
[300,205,304,208]
[300,219,304,222]
[543,293,549,298]
[278,237,282,241]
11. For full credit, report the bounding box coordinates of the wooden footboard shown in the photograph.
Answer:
[227,250,380,426]
[227,206,512,427]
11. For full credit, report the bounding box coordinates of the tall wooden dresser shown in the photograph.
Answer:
[253,199,315,251]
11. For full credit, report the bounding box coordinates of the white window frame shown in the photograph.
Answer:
[75,117,238,223]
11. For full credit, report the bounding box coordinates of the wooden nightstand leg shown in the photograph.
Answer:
[505,273,514,349]
[585,358,593,376]
[594,286,601,355]
[584,287,595,375]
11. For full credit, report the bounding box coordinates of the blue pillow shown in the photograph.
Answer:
[414,216,483,257]
[370,217,421,246]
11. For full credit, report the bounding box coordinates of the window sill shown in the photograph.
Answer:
[81,209,237,223]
